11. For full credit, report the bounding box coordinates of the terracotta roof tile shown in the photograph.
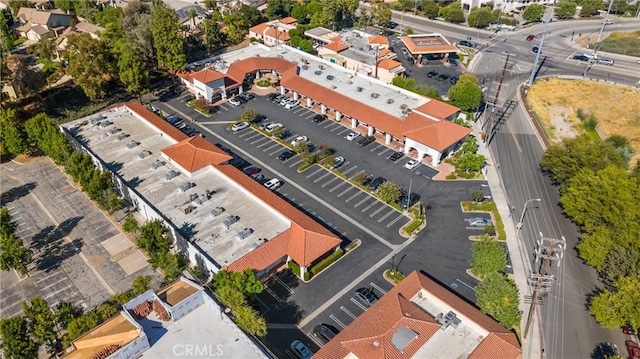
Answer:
[191,68,226,84]
[225,231,290,272]
[264,26,290,41]
[124,102,188,142]
[249,22,269,35]
[401,35,458,54]
[379,48,391,57]
[161,136,233,172]
[402,114,471,151]
[226,57,297,84]
[323,41,349,52]
[176,71,193,83]
[377,58,402,70]
[280,16,298,24]
[315,271,521,359]
[414,100,460,119]
[368,35,389,45]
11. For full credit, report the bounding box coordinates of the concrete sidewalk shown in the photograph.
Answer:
[472,121,543,359]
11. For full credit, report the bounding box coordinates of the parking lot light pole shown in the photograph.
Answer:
[516,198,541,234]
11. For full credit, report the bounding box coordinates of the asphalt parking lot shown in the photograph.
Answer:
[0,158,162,319]
[152,90,500,353]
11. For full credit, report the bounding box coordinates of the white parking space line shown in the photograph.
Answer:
[329,181,347,192]
[321,177,339,188]
[369,144,382,152]
[324,122,337,130]
[340,306,358,319]
[264,285,284,303]
[238,131,254,138]
[35,272,60,285]
[345,191,362,202]
[350,298,367,312]
[370,282,387,295]
[306,168,324,178]
[337,186,354,197]
[269,148,285,156]
[335,128,350,135]
[256,140,274,148]
[369,205,386,217]
[272,275,294,294]
[243,133,261,141]
[39,277,68,291]
[378,148,390,156]
[292,108,306,115]
[218,105,229,111]
[353,196,371,208]
[289,159,304,168]
[308,333,325,347]
[342,165,358,176]
[262,143,281,152]
[378,209,396,222]
[44,285,73,300]
[386,213,406,228]
[330,314,347,329]
[250,137,269,145]
[304,113,315,119]
[313,172,332,183]
[361,200,378,212]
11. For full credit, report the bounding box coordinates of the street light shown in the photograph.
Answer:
[516,198,541,234]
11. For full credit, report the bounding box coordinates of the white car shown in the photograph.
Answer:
[228,98,242,107]
[404,159,420,170]
[290,135,308,147]
[346,132,360,141]
[329,156,345,169]
[264,178,283,191]
[279,97,293,106]
[231,121,249,132]
[265,123,283,133]
[284,100,300,109]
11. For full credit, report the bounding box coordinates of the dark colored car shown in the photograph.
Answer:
[526,35,535,41]
[389,151,404,161]
[367,176,385,191]
[242,166,261,176]
[407,57,415,65]
[399,192,420,209]
[437,74,449,81]
[357,136,375,147]
[450,75,458,84]
[250,114,266,124]
[240,92,255,101]
[313,324,337,344]
[622,324,636,335]
[355,288,378,307]
[267,93,279,101]
[427,70,438,78]
[573,54,590,61]
[278,150,295,161]
[532,46,541,54]
[312,114,327,123]
[459,40,474,47]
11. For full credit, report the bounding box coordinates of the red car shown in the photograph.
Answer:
[626,340,640,359]
[622,324,636,335]
[526,35,535,41]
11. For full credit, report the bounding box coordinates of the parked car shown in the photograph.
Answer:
[312,114,327,123]
[346,132,360,141]
[290,340,313,359]
[278,150,295,161]
[450,75,458,84]
[264,178,283,190]
[273,94,287,103]
[266,123,283,133]
[290,135,308,147]
[279,97,293,106]
[166,116,180,124]
[259,121,274,130]
[367,176,385,191]
[622,324,636,335]
[231,122,249,132]
[532,46,541,54]
[250,114,266,124]
[239,92,255,101]
[329,156,345,169]
[242,166,261,175]
[228,98,242,107]
[626,340,640,359]
[468,217,492,227]
[526,35,535,41]
[404,159,420,170]
[437,73,449,81]
[267,93,279,101]
[573,54,590,61]
[389,151,404,161]
[597,58,614,66]
[357,136,375,147]
[399,192,420,209]
[459,40,474,47]
[427,70,439,78]
[355,288,378,307]
[284,100,300,109]
[603,18,613,25]
[313,324,337,344]
[250,173,265,182]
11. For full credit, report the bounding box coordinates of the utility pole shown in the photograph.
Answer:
[523,233,566,339]
[527,12,552,86]
[582,0,614,78]
[481,52,513,146]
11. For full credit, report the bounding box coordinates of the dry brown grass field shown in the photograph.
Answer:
[527,78,640,165]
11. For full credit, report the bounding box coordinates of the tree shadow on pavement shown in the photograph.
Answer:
[30,216,84,272]
[0,182,37,206]
[590,342,619,359]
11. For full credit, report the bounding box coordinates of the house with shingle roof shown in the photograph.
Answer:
[16,7,73,40]
[315,271,521,359]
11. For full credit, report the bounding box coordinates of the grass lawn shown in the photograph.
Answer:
[527,78,640,165]
[578,31,640,57]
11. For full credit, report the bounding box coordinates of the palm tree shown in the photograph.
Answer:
[188,8,197,29]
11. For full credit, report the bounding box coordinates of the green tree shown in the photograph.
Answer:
[377,181,402,204]
[136,220,172,266]
[93,5,124,27]
[96,303,118,322]
[560,165,639,233]
[201,18,226,51]
[443,6,464,23]
[22,295,56,344]
[232,305,267,337]
[589,274,640,330]
[556,1,577,18]
[122,214,139,234]
[447,73,482,111]
[475,273,521,328]
[579,0,603,16]
[63,33,112,100]
[150,2,187,74]
[291,5,308,22]
[0,108,28,155]
[0,208,16,237]
[7,0,33,17]
[471,190,484,203]
[470,239,507,278]
[0,10,14,53]
[522,4,545,22]
[392,76,441,99]
[420,0,440,19]
[605,135,635,164]
[298,39,313,52]
[321,0,360,30]
[0,316,38,359]
[117,42,149,100]
[467,7,493,28]
[215,286,247,308]
[0,232,31,274]
[241,108,258,122]
[371,4,392,25]
[601,243,640,287]
[55,301,82,329]
[540,135,625,185]
[64,312,99,347]
[265,0,293,19]
[212,269,264,295]
[132,275,151,295]
[4,54,45,99]
[351,171,369,185]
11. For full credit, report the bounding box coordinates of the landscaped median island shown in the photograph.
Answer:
[445,135,487,180]
[461,200,506,241]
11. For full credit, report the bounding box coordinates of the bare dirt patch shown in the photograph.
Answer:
[527,78,640,164]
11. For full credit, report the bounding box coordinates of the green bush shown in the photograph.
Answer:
[310,248,344,275]
[288,260,301,276]
[403,219,422,234]
[256,79,270,87]
[297,162,314,172]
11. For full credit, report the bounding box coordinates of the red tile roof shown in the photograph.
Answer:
[226,231,290,272]
[161,136,233,172]
[379,48,391,57]
[280,17,298,25]
[226,57,297,84]
[191,68,226,84]
[315,271,521,359]
[402,114,471,151]
[368,35,389,45]
[377,59,402,70]
[249,22,269,35]
[323,41,349,52]
[414,100,461,120]
[125,102,188,142]
[265,26,290,41]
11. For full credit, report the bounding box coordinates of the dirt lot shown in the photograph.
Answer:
[527,78,640,164]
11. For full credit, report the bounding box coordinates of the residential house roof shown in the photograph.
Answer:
[28,24,51,36]
[368,35,389,45]
[279,16,298,24]
[377,58,402,70]
[315,271,521,359]
[17,7,68,26]
[249,22,269,35]
[74,21,105,35]
[323,41,349,53]
[264,26,290,41]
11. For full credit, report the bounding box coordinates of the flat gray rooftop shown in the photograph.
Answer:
[141,304,266,359]
[203,43,429,119]
[64,109,289,267]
